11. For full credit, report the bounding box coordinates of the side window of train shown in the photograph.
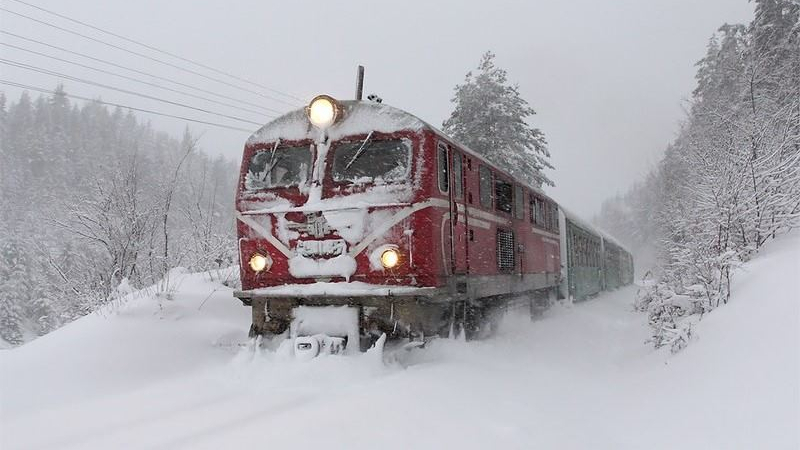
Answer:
[514,185,524,220]
[530,196,545,228]
[453,151,463,199]
[494,176,513,214]
[437,142,449,194]
[479,165,492,209]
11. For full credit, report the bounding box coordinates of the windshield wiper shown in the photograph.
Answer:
[344,130,374,170]
[263,139,283,178]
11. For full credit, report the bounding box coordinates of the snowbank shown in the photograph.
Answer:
[0,234,797,449]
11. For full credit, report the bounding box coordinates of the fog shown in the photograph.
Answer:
[1,0,753,217]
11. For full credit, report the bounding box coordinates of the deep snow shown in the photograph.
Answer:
[1,234,798,450]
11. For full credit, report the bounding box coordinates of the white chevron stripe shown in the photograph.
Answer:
[236,212,293,257]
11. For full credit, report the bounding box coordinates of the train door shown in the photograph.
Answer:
[450,149,468,274]
[437,142,468,276]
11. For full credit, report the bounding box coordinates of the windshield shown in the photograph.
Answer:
[245,145,311,190]
[332,139,411,183]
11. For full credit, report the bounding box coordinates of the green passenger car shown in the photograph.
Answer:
[560,208,634,301]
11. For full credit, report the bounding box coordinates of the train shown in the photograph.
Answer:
[233,94,633,357]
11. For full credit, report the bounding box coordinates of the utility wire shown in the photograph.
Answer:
[0,30,283,115]
[0,7,301,108]
[7,0,305,104]
[0,41,274,119]
[0,79,255,133]
[0,58,265,126]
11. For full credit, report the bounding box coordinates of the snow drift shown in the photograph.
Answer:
[1,234,798,449]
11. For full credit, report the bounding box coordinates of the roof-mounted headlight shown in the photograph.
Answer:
[306,94,341,129]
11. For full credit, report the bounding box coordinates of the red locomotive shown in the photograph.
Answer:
[234,94,629,356]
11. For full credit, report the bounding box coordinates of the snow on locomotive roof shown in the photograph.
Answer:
[246,98,552,199]
[247,100,427,145]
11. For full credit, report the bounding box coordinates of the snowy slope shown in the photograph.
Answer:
[1,235,798,450]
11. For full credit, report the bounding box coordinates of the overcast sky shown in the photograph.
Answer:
[1,0,754,218]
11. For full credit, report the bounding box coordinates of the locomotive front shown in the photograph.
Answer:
[234,96,447,356]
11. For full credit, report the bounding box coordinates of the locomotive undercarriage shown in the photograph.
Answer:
[237,286,558,354]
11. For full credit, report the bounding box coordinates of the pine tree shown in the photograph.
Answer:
[443,51,553,187]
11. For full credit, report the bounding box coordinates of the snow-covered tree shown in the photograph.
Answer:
[0,87,239,345]
[443,51,553,187]
[596,2,799,351]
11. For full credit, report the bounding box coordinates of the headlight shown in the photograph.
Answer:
[380,249,399,269]
[306,94,340,129]
[249,252,272,272]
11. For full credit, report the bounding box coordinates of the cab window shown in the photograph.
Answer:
[245,145,311,190]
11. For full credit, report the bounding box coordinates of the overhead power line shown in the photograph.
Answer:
[0,79,255,133]
[7,0,305,104]
[0,30,283,115]
[0,6,302,108]
[0,58,265,126]
[0,41,275,119]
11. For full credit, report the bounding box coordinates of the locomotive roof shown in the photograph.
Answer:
[247,100,428,146]
[247,99,553,200]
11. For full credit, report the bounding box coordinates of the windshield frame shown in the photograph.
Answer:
[329,137,413,185]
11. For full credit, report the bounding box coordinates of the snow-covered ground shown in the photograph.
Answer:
[1,234,798,450]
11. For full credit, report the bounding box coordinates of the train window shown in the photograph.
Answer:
[494,177,513,214]
[245,145,312,190]
[437,143,449,193]
[496,228,515,272]
[479,165,492,208]
[530,196,545,228]
[453,152,463,199]
[514,185,524,220]
[332,139,411,183]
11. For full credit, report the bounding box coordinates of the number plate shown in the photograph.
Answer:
[296,239,346,257]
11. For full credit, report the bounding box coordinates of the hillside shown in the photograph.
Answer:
[1,234,798,450]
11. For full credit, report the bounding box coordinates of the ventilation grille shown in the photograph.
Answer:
[497,229,515,272]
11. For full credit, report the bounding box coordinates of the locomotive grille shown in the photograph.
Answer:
[496,228,515,272]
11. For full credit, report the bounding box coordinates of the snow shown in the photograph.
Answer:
[322,208,367,244]
[291,306,360,355]
[240,183,414,215]
[247,100,426,146]
[287,253,357,280]
[1,233,798,449]
[249,280,432,297]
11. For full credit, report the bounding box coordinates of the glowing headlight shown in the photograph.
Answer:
[249,253,272,272]
[306,94,339,129]
[380,249,399,269]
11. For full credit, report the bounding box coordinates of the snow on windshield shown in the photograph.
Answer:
[331,139,411,183]
[245,145,311,190]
